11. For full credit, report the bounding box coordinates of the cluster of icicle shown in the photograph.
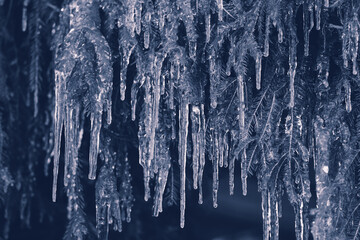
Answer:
[51,0,360,239]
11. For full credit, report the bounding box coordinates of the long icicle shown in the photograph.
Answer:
[237,73,247,196]
[212,134,219,208]
[52,70,65,202]
[229,131,235,195]
[289,25,297,109]
[191,105,201,189]
[179,101,189,228]
[198,104,206,204]
[256,53,262,90]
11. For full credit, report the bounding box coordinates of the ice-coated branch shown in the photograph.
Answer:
[52,0,113,201]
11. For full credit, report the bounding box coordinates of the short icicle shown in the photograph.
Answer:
[345,80,352,112]
[22,0,30,32]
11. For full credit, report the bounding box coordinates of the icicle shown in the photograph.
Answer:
[89,112,102,180]
[317,55,329,88]
[96,166,122,240]
[144,29,150,49]
[345,80,352,112]
[131,75,144,121]
[65,105,82,219]
[309,7,314,31]
[158,2,165,33]
[63,107,71,188]
[299,201,305,240]
[324,0,329,8]
[120,44,135,101]
[191,106,201,189]
[229,132,235,195]
[262,190,270,240]
[351,16,359,75]
[153,161,170,217]
[217,0,223,21]
[256,53,262,90]
[219,133,224,168]
[212,144,219,208]
[214,131,219,167]
[169,65,175,110]
[106,99,112,125]
[303,4,312,57]
[278,27,284,44]
[189,41,197,60]
[135,2,142,35]
[223,131,229,168]
[125,0,137,36]
[198,104,206,204]
[179,101,189,228]
[264,16,270,57]
[144,12,151,49]
[171,110,176,140]
[142,75,152,201]
[315,0,321,30]
[342,30,349,68]
[143,171,151,201]
[120,153,134,223]
[31,0,41,118]
[205,13,211,43]
[52,70,65,202]
[149,62,161,167]
[289,37,297,109]
[270,195,279,240]
[352,54,358,75]
[160,74,166,96]
[237,74,245,133]
[226,43,234,76]
[22,0,30,32]
[241,150,247,196]
[267,192,272,240]
[209,49,217,108]
[131,89,137,121]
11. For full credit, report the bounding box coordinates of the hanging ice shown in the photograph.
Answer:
[119,40,136,101]
[256,53,262,90]
[345,80,352,112]
[217,0,223,22]
[198,104,206,204]
[179,101,189,228]
[52,0,113,201]
[303,4,314,57]
[237,74,245,133]
[22,0,30,32]
[209,48,218,108]
[96,165,122,240]
[191,105,201,189]
[264,16,270,57]
[289,37,297,109]
[212,133,219,208]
